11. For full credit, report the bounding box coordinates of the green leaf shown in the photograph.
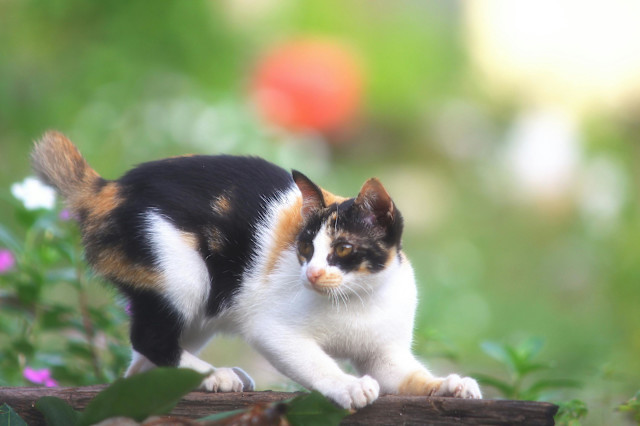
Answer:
[503,345,525,375]
[0,403,28,426]
[67,341,94,360]
[286,391,349,426]
[40,305,75,330]
[524,378,581,399]
[517,361,551,377]
[617,391,640,422]
[77,367,205,426]
[474,374,516,399]
[555,399,588,424]
[480,341,511,367]
[35,397,80,426]
[518,337,545,361]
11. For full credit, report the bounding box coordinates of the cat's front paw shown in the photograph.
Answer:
[200,367,255,392]
[399,370,482,399]
[433,374,482,399]
[320,375,380,410]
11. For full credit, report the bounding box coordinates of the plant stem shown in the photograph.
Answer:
[76,265,105,382]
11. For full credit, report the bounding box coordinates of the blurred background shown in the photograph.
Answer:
[1,0,639,423]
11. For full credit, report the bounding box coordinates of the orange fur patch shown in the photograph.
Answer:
[84,182,120,217]
[386,247,399,267]
[75,182,122,237]
[265,197,304,277]
[398,370,443,396]
[93,247,161,290]
[321,189,347,205]
[206,227,226,253]
[312,273,343,289]
[264,186,347,278]
[210,193,232,216]
[180,231,199,251]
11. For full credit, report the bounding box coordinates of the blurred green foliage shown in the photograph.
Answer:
[1,1,639,424]
[476,338,579,401]
[556,399,589,426]
[0,198,129,386]
[618,391,640,424]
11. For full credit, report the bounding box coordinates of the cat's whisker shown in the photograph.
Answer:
[351,280,374,296]
[340,282,363,307]
[335,287,350,311]
[344,283,365,308]
[335,289,346,311]
[328,289,340,312]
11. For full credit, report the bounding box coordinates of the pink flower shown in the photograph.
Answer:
[23,367,58,387]
[0,249,15,274]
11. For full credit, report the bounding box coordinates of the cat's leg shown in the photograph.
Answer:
[125,350,155,376]
[177,350,251,392]
[125,291,251,392]
[356,346,482,399]
[180,326,255,391]
[251,335,379,409]
[124,212,252,391]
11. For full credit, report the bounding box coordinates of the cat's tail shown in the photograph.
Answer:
[31,131,103,207]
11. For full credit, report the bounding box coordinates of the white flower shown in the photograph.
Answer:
[503,108,580,199]
[11,177,56,210]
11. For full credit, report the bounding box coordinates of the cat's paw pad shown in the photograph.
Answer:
[434,374,482,399]
[324,375,380,410]
[200,367,254,392]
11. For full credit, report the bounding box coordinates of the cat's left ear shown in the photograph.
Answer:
[355,178,395,226]
[292,170,326,219]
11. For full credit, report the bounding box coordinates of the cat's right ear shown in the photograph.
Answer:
[292,170,325,219]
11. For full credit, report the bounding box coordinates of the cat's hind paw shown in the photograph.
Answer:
[433,374,482,399]
[322,375,380,410]
[200,367,255,392]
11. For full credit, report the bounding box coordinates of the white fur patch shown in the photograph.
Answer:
[125,350,155,377]
[307,224,338,275]
[146,211,210,323]
[249,187,301,277]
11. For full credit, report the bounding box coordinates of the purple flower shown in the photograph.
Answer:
[23,367,58,387]
[59,209,73,221]
[125,302,132,316]
[0,249,15,274]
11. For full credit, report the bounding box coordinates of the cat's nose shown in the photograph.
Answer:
[306,267,325,284]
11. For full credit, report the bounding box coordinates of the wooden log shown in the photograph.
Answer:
[0,386,558,425]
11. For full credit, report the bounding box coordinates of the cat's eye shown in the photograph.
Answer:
[335,243,353,258]
[298,241,314,258]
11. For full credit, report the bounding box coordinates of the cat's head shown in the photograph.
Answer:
[292,171,404,299]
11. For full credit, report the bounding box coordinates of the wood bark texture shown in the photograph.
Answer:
[0,386,558,425]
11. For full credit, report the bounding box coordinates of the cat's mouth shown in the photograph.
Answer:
[304,268,343,294]
[309,279,343,294]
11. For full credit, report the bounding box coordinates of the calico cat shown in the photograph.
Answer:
[31,131,481,409]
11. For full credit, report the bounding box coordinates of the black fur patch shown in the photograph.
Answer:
[102,155,293,316]
[99,156,295,361]
[297,198,404,273]
[123,286,183,367]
